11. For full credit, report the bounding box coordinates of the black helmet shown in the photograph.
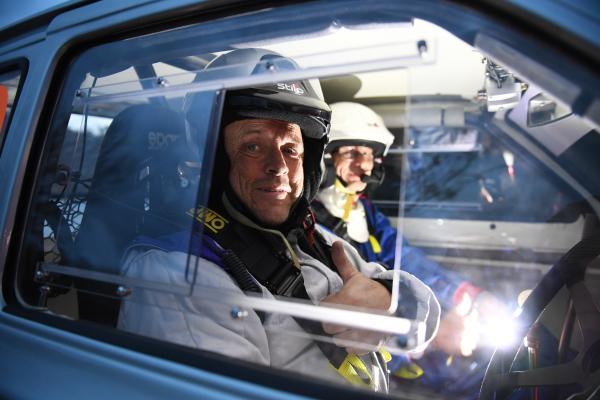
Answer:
[221,65,330,142]
[186,48,330,140]
[187,48,332,217]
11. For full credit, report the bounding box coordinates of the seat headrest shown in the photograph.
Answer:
[73,104,190,274]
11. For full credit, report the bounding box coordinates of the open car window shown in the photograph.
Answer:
[14,2,600,398]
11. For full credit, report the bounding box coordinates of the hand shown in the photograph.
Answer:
[432,291,509,357]
[431,307,478,357]
[321,241,392,355]
[474,291,508,319]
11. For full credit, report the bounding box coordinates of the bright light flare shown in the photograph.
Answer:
[456,293,478,357]
[502,150,515,180]
[455,293,473,317]
[480,313,520,350]
[460,309,479,357]
[456,292,521,354]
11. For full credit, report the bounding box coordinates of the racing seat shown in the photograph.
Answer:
[71,104,189,325]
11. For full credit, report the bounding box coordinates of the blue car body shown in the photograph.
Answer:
[0,1,598,399]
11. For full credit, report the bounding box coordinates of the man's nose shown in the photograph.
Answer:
[265,148,289,176]
[352,155,371,171]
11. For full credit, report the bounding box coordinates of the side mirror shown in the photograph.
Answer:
[527,92,571,127]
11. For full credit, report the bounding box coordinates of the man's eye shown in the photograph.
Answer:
[284,147,300,156]
[245,143,258,152]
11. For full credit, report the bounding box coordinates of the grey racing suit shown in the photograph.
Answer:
[117,225,440,392]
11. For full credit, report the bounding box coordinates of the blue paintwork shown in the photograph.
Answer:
[0,312,306,399]
[505,0,600,47]
[0,0,84,32]
[0,1,597,399]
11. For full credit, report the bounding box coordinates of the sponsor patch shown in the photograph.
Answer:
[148,131,179,150]
[187,206,228,234]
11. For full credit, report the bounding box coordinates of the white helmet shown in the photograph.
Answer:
[326,102,394,157]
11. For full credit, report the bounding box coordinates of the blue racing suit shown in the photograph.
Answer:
[313,189,472,311]
[313,183,485,397]
[356,197,471,311]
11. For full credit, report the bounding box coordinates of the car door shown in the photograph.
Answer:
[1,1,598,399]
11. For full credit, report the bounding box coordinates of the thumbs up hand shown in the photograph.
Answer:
[321,241,392,354]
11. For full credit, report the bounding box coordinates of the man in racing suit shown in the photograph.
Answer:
[313,102,505,392]
[117,49,440,393]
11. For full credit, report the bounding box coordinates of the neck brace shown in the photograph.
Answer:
[316,179,369,243]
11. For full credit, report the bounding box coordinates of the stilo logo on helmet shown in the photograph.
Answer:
[276,82,305,95]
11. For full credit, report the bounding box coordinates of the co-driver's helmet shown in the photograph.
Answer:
[326,101,394,156]
[322,102,394,188]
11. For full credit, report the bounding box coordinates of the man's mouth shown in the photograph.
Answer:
[346,173,363,182]
[257,186,291,194]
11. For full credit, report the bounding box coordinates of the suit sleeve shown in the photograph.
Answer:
[118,248,271,364]
[370,203,476,310]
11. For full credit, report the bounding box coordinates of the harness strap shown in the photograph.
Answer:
[311,201,348,239]
[342,193,355,222]
[393,361,424,380]
[313,197,382,256]
[333,348,392,390]
[369,235,382,254]
[336,354,373,387]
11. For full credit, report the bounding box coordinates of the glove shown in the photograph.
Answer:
[432,286,509,357]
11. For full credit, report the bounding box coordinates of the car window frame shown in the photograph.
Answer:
[2,5,424,397]
[0,58,28,155]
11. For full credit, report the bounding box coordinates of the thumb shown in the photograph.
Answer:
[331,241,360,283]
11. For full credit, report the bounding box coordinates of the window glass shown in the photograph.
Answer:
[21,13,436,389]
[372,107,582,223]
[0,65,25,151]
[15,5,599,399]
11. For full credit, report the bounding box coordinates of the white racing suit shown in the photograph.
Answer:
[117,225,440,392]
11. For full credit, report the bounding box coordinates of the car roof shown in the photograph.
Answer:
[502,0,600,49]
[0,0,92,32]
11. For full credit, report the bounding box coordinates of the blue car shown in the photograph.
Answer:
[1,1,598,399]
